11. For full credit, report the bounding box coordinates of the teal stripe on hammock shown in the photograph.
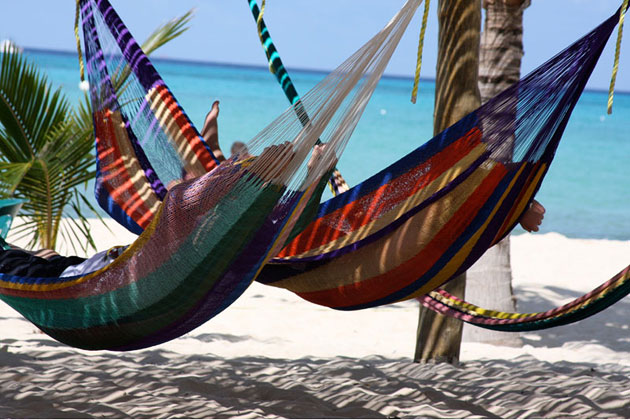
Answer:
[36,184,287,350]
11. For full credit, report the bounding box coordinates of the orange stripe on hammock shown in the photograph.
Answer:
[95,110,157,228]
[152,85,218,172]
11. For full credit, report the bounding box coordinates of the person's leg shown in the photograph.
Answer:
[201,100,225,162]
[0,248,85,278]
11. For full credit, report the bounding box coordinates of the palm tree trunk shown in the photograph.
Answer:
[462,0,529,346]
[414,0,481,364]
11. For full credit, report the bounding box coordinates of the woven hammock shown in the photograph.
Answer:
[0,0,421,350]
[250,1,630,331]
[258,8,626,311]
[81,0,630,331]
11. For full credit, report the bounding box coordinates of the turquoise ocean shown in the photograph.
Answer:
[25,49,630,241]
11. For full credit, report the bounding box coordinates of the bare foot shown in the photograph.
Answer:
[201,100,225,162]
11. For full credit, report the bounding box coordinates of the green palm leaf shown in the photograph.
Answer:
[0,9,194,253]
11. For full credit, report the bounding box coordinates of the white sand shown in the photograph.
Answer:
[2,221,630,418]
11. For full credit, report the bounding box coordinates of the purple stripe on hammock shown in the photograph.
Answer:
[85,36,166,202]
[95,0,163,89]
[83,0,169,200]
[91,0,218,166]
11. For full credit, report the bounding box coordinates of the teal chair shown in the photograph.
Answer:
[0,198,25,250]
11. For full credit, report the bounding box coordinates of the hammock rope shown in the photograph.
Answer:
[255,0,275,75]
[249,0,350,195]
[608,0,628,114]
[74,0,85,82]
[411,0,431,103]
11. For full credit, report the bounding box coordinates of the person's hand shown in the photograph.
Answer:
[248,142,295,182]
[307,144,326,171]
[519,199,545,232]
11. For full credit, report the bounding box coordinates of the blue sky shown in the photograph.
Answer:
[1,0,628,91]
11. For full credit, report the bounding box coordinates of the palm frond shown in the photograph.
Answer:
[0,9,194,251]
[141,10,195,56]
[0,47,70,162]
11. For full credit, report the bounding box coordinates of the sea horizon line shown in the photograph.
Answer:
[22,47,630,95]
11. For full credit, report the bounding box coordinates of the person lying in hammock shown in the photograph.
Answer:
[0,197,545,278]
[199,98,548,230]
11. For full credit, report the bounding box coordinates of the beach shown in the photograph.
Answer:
[2,221,630,418]
[2,2,630,416]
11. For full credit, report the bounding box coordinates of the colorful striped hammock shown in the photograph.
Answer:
[0,0,421,350]
[418,263,630,332]
[84,0,630,329]
[254,4,630,330]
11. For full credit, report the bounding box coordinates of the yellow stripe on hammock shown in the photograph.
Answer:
[402,163,539,301]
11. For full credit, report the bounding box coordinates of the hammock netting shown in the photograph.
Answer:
[248,0,350,196]
[0,0,627,350]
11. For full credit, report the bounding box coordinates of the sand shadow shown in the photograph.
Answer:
[1,343,630,418]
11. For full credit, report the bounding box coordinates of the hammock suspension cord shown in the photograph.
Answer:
[74,0,85,82]
[250,0,350,195]
[411,0,431,103]
[608,0,628,114]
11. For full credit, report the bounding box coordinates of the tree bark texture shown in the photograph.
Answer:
[414,0,481,364]
[463,0,529,347]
